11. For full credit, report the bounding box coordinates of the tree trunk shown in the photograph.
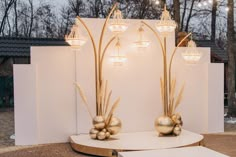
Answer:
[6,13,11,36]
[0,0,16,35]
[160,0,166,9]
[13,0,18,36]
[28,0,34,37]
[173,0,180,31]
[227,0,236,116]
[180,0,187,31]
[211,0,217,41]
[185,0,195,32]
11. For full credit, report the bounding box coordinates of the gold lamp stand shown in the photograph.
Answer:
[66,3,127,140]
[141,5,200,136]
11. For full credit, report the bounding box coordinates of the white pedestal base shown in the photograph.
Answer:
[70,130,203,156]
[118,146,229,157]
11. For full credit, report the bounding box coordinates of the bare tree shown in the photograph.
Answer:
[173,0,180,31]
[28,0,33,37]
[57,6,73,37]
[0,0,17,35]
[185,0,195,32]
[211,0,217,41]
[227,0,236,116]
[13,0,18,36]
[68,0,85,16]
[180,0,187,31]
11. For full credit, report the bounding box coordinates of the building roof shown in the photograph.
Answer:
[0,37,228,63]
[0,37,68,57]
[195,40,228,63]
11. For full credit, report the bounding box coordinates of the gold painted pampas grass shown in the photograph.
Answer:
[75,81,121,140]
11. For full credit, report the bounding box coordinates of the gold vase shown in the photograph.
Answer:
[155,116,174,135]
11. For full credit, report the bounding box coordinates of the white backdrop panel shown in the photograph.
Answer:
[76,18,223,134]
[30,47,77,144]
[14,65,38,145]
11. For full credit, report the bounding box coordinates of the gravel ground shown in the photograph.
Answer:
[0,110,14,148]
[0,143,92,157]
[225,122,236,132]
[0,110,236,157]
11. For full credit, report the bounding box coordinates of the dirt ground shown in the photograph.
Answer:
[0,110,14,148]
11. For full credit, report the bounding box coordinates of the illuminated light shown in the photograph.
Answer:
[155,0,160,5]
[110,38,127,66]
[110,55,127,66]
[133,25,150,48]
[198,3,202,7]
[208,0,213,4]
[225,7,229,12]
[108,9,128,33]
[203,1,207,5]
[155,5,177,36]
[65,19,86,48]
[182,40,202,64]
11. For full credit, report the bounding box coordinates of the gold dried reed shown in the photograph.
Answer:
[75,83,93,119]
[160,77,185,117]
[75,80,120,125]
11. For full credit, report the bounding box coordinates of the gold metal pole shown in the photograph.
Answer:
[100,36,117,76]
[98,3,118,83]
[141,21,165,57]
[163,37,168,116]
[168,33,191,102]
[76,16,99,115]
[141,21,169,115]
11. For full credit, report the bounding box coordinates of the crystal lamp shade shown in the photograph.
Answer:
[110,38,127,66]
[110,55,127,66]
[155,6,177,35]
[133,41,150,48]
[182,40,201,64]
[65,19,86,48]
[108,9,128,33]
[133,26,150,48]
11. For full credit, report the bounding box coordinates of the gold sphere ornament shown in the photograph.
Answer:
[172,114,183,126]
[106,117,122,135]
[105,131,111,139]
[93,116,105,130]
[97,131,106,140]
[89,128,99,139]
[173,125,182,136]
[155,116,174,135]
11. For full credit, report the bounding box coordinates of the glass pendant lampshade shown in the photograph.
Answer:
[110,38,127,66]
[133,25,150,48]
[65,19,86,48]
[155,5,177,35]
[182,40,202,64]
[108,9,128,33]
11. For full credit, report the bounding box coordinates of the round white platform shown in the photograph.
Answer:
[70,130,204,156]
